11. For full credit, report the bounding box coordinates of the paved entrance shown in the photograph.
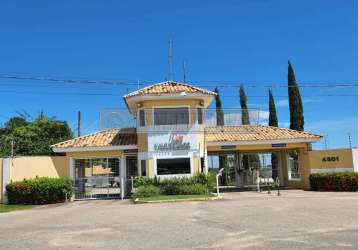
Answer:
[1,191,358,249]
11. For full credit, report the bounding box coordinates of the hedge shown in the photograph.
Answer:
[6,177,74,204]
[133,173,215,198]
[310,172,358,191]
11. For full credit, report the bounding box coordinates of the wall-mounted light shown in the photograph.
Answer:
[137,103,143,108]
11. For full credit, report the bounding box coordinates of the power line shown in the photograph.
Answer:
[2,74,358,89]
[0,89,358,98]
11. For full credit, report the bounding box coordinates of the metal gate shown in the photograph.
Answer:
[73,158,122,200]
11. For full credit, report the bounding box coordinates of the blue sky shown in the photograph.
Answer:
[0,0,357,149]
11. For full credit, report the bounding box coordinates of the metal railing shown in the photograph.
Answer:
[99,108,262,131]
[73,176,122,200]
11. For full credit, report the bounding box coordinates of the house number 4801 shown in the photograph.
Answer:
[322,156,339,162]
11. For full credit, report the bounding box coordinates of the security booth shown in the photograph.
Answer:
[50,81,322,199]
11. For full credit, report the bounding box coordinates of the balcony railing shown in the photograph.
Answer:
[99,108,262,132]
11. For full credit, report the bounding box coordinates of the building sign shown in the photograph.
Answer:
[221,145,236,150]
[124,149,138,154]
[154,134,190,151]
[322,156,339,162]
[272,143,287,148]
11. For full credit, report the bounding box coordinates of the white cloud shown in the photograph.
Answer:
[276,99,289,107]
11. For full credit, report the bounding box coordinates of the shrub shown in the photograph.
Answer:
[132,185,161,199]
[134,176,160,188]
[178,184,208,195]
[6,177,73,204]
[132,173,214,196]
[310,172,358,191]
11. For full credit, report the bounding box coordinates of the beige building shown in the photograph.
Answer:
[3,81,355,202]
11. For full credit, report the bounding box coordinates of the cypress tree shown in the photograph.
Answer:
[268,89,278,127]
[214,87,224,126]
[268,89,279,179]
[214,87,227,184]
[288,61,304,131]
[239,85,250,125]
[239,85,261,172]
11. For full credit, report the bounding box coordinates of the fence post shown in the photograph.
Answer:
[216,168,225,196]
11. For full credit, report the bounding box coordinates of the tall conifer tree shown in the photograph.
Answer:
[239,85,250,125]
[268,89,279,179]
[268,89,278,127]
[214,87,227,184]
[214,87,224,126]
[288,61,304,131]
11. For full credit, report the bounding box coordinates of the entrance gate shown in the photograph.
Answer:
[207,152,280,189]
[73,158,122,199]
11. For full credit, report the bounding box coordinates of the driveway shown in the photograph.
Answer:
[1,190,358,249]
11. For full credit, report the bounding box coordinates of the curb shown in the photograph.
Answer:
[133,195,222,204]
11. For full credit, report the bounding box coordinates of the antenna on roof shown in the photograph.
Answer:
[168,39,174,81]
[182,61,187,83]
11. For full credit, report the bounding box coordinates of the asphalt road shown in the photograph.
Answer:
[1,190,358,249]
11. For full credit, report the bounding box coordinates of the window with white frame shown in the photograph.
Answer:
[154,107,189,125]
[288,151,300,180]
[157,158,191,175]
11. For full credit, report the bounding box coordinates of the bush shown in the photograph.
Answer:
[178,184,208,195]
[134,176,160,188]
[6,177,73,204]
[132,185,161,199]
[310,172,358,191]
[133,173,214,196]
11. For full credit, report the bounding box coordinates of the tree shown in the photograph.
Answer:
[0,114,72,156]
[268,89,279,179]
[214,87,224,126]
[268,89,278,127]
[239,85,250,125]
[214,87,227,184]
[288,61,304,131]
[239,85,261,173]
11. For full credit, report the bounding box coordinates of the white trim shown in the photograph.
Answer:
[311,168,354,174]
[207,138,319,146]
[52,145,137,153]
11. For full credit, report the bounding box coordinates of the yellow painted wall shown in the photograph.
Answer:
[308,149,353,170]
[11,156,69,182]
[137,133,148,153]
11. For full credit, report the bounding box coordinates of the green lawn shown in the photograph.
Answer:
[134,193,217,203]
[0,204,36,213]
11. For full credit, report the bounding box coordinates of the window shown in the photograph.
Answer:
[157,158,191,175]
[197,108,203,124]
[154,107,189,125]
[139,109,145,127]
[288,151,300,180]
[141,160,147,176]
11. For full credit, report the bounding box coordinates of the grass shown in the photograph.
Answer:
[0,204,36,213]
[134,193,217,203]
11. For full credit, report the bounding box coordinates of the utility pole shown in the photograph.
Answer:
[324,135,329,149]
[348,132,352,148]
[182,61,187,83]
[11,138,14,158]
[77,111,81,137]
[168,39,174,81]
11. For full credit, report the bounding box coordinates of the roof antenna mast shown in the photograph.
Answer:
[182,61,187,83]
[168,39,174,81]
